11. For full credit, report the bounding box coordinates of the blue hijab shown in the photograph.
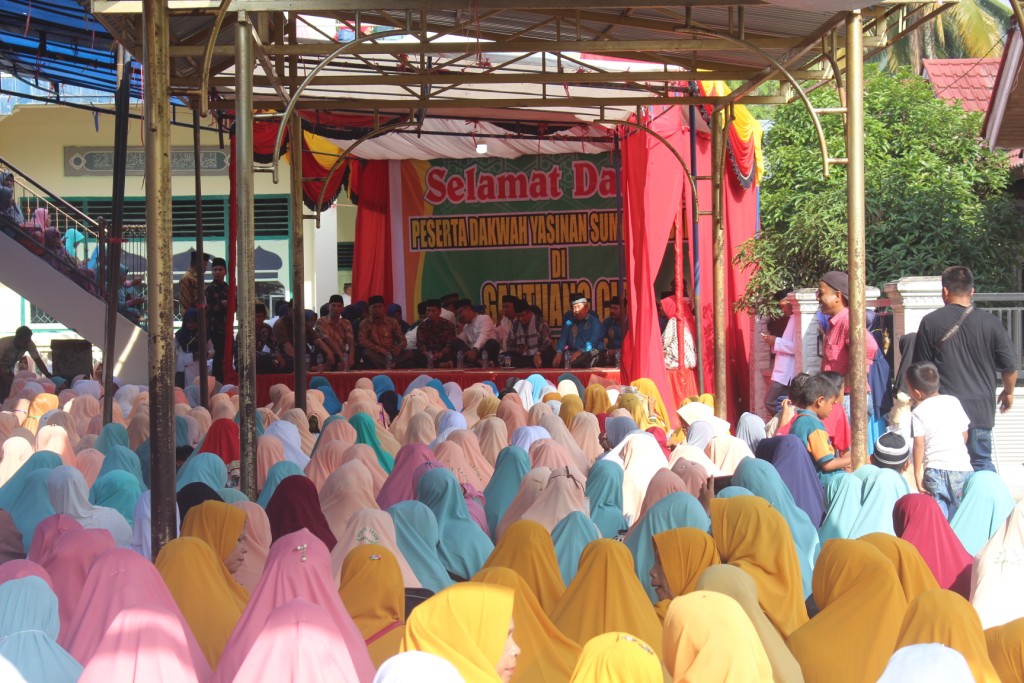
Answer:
[716,486,757,499]
[256,461,304,508]
[950,471,1015,555]
[0,451,62,511]
[733,457,820,598]
[585,459,628,539]
[93,422,130,457]
[605,416,639,449]
[175,452,228,493]
[755,435,825,527]
[0,577,82,683]
[372,375,396,400]
[98,444,147,490]
[551,511,600,585]
[310,376,343,415]
[818,472,863,543]
[388,500,455,594]
[624,492,710,603]
[525,374,551,403]
[416,468,494,581]
[483,381,499,396]
[89,470,145,526]
[482,446,530,538]
[8,469,57,551]
[348,412,394,473]
[848,466,909,537]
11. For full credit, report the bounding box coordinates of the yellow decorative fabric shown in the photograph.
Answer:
[985,617,1024,683]
[401,582,514,683]
[653,527,720,598]
[860,532,940,604]
[896,589,1000,683]
[696,81,764,184]
[788,539,906,683]
[483,519,565,614]
[155,536,248,669]
[181,500,247,562]
[710,497,807,637]
[549,539,663,658]
[339,544,406,668]
[569,632,664,683]
[474,567,580,683]
[664,591,773,683]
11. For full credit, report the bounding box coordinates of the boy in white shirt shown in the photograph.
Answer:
[906,361,974,520]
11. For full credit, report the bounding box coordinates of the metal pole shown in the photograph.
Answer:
[711,107,727,418]
[846,10,868,468]
[236,12,259,501]
[143,0,176,556]
[289,14,307,413]
[192,109,210,410]
[689,103,705,395]
[613,130,625,339]
[102,46,130,424]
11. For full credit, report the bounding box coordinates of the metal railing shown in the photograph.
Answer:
[975,293,1024,375]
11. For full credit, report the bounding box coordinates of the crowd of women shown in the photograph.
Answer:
[0,369,1021,682]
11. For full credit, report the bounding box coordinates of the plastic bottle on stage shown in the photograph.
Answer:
[481,350,489,369]
[341,353,348,371]
[457,350,465,369]
[426,353,434,370]
[385,352,393,370]
[564,348,571,370]
[614,351,621,369]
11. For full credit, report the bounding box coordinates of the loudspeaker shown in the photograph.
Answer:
[51,339,95,380]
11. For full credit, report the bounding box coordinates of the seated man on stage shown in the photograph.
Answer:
[316,294,354,370]
[440,292,460,324]
[451,298,500,367]
[553,293,605,369]
[415,299,457,368]
[358,295,416,369]
[497,294,517,352]
[600,295,626,366]
[509,298,555,368]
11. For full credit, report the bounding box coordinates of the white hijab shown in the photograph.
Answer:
[877,644,974,683]
[130,490,180,561]
[46,465,132,547]
[264,421,310,468]
[372,652,464,683]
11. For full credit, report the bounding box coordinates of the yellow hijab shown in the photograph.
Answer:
[788,539,907,683]
[483,520,565,614]
[549,539,663,658]
[896,589,1000,683]
[664,591,773,683]
[710,497,807,637]
[558,396,584,430]
[653,528,721,601]
[181,500,247,563]
[474,567,580,683]
[583,384,611,416]
[985,617,1024,683]
[695,564,805,683]
[401,583,514,683]
[860,532,940,605]
[630,378,671,429]
[154,536,248,669]
[478,396,501,420]
[614,393,653,430]
[339,544,406,668]
[569,632,664,683]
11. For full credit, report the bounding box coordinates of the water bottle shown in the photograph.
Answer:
[456,350,465,369]
[564,347,571,369]
[426,352,434,370]
[340,353,348,370]
[614,350,621,369]
[481,350,489,368]
[385,352,393,370]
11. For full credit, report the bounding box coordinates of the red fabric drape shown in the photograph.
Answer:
[351,159,392,302]
[620,106,684,426]
[724,168,757,418]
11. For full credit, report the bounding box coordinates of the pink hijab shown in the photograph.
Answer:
[570,412,604,464]
[404,412,436,446]
[35,425,76,466]
[0,436,34,485]
[705,435,753,475]
[26,514,83,565]
[520,466,587,532]
[230,501,271,595]
[0,559,53,589]
[68,395,101,436]
[256,436,286,493]
[211,530,374,683]
[497,394,528,437]
[389,390,431,444]
[539,413,589,474]
[63,548,213,680]
[448,430,494,484]
[329,508,420,588]
[435,440,491,492]
[39,411,80,445]
[315,418,358,455]
[319,460,380,542]
[42,528,117,643]
[341,444,388,496]
[74,449,106,489]
[473,417,508,466]
[495,467,552,541]
[529,439,584,479]
[305,440,349,492]
[376,444,436,510]
[634,469,689,527]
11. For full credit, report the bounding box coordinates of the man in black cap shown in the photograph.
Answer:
[600,295,626,365]
[554,293,605,368]
[415,299,457,367]
[358,295,415,368]
[316,294,354,370]
[509,299,555,368]
[440,292,460,316]
[205,256,231,382]
[818,270,878,415]
[451,298,500,367]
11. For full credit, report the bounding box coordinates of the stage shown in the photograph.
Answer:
[255,368,623,407]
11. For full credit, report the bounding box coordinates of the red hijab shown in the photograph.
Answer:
[203,418,240,466]
[266,475,337,551]
[894,494,973,598]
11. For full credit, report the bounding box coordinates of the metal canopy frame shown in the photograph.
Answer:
[93,0,951,554]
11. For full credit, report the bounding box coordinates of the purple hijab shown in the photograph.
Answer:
[754,435,826,526]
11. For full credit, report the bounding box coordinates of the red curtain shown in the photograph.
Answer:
[620,106,685,426]
[351,160,392,302]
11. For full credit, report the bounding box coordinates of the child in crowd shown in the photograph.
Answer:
[818,371,852,463]
[872,431,911,473]
[789,374,852,484]
[905,361,973,520]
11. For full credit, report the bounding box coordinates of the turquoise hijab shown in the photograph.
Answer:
[310,377,343,415]
[93,422,130,457]
[551,510,600,585]
[387,500,455,594]
[98,445,147,490]
[0,577,81,683]
[482,446,530,538]
[0,451,62,511]
[585,459,628,539]
[219,487,250,503]
[716,486,756,499]
[818,472,863,543]
[525,374,551,403]
[416,468,494,581]
[175,452,228,492]
[348,413,394,473]
[624,492,711,603]
[425,379,456,410]
[848,466,909,537]
[89,471,144,526]
[733,457,820,597]
[372,375,396,400]
[8,469,56,551]
[256,461,304,508]
[951,471,1015,555]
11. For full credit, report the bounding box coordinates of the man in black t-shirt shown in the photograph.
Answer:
[913,266,1017,472]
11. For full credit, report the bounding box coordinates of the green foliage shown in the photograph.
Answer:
[736,65,1024,316]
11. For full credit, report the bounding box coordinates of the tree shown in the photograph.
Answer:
[879,0,1011,73]
[735,65,1024,316]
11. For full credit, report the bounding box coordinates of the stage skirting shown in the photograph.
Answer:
[256,369,623,407]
